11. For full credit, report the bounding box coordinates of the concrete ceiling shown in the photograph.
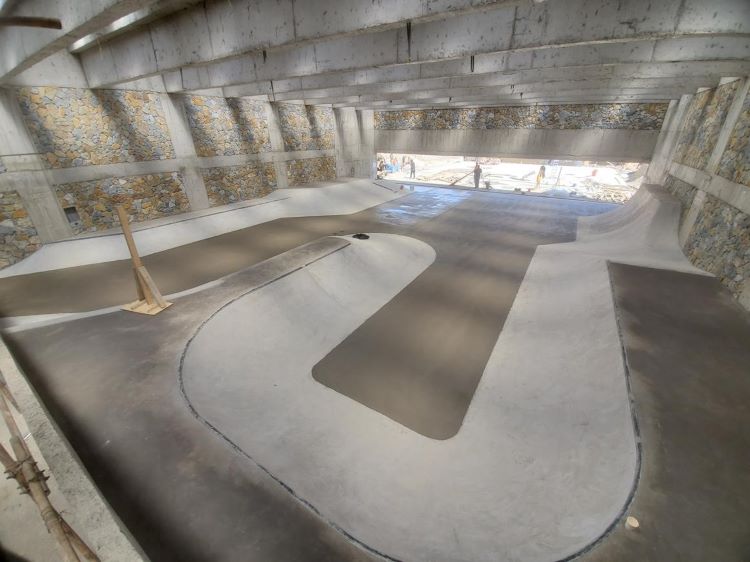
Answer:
[1,0,749,108]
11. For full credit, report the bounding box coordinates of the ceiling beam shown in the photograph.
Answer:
[80,0,750,88]
[0,0,160,82]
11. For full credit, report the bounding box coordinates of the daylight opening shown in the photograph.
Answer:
[376,154,647,204]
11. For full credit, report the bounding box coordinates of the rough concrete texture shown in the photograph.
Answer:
[0,342,144,562]
[0,191,40,268]
[0,179,403,279]
[55,172,191,233]
[718,89,750,187]
[17,86,175,168]
[200,163,277,207]
[674,81,740,171]
[182,95,271,157]
[277,104,335,151]
[681,193,750,299]
[1,236,416,562]
[3,191,621,562]
[374,104,668,130]
[577,263,750,562]
[286,156,337,186]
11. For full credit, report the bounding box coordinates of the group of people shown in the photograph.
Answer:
[376,154,416,179]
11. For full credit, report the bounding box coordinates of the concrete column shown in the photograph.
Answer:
[264,102,289,188]
[160,93,210,210]
[644,95,692,185]
[706,77,750,174]
[0,89,72,242]
[334,107,375,178]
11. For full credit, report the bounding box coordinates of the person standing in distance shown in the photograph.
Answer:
[474,162,482,189]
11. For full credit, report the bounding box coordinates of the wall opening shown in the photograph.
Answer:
[63,206,81,227]
[377,153,647,204]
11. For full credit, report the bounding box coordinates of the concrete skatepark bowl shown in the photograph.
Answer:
[1,183,749,561]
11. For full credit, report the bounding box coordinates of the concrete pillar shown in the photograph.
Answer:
[334,107,375,179]
[264,102,289,188]
[0,88,72,242]
[160,93,210,210]
[706,77,750,174]
[644,95,692,185]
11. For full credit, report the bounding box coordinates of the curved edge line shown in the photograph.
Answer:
[175,249,644,562]
[559,260,644,561]
[176,240,403,562]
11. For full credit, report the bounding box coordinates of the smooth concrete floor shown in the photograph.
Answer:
[2,190,618,561]
[578,263,750,562]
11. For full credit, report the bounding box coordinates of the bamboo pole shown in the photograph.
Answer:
[0,385,99,561]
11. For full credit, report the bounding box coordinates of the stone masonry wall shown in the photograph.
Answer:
[287,156,336,186]
[718,90,750,188]
[183,95,271,157]
[682,193,750,299]
[674,81,740,171]
[55,172,190,234]
[200,164,277,207]
[0,191,41,268]
[374,103,668,130]
[664,174,698,222]
[17,86,174,168]
[277,104,335,151]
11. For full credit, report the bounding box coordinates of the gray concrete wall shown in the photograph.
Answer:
[375,128,660,162]
[334,108,375,178]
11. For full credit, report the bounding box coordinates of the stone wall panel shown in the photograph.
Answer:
[183,96,271,157]
[676,81,740,170]
[664,174,698,222]
[278,104,335,151]
[200,163,277,207]
[17,87,174,168]
[374,103,668,130]
[683,193,750,299]
[718,92,750,188]
[0,191,41,269]
[286,156,336,186]
[55,172,190,233]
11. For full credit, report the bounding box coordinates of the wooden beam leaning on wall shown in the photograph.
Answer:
[115,205,172,315]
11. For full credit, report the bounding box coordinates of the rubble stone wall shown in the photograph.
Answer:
[183,95,271,156]
[664,174,698,222]
[17,86,174,168]
[287,156,336,186]
[682,193,750,299]
[674,81,740,171]
[200,163,277,207]
[55,172,190,234]
[718,91,750,188]
[0,191,41,268]
[278,104,335,151]
[374,103,668,130]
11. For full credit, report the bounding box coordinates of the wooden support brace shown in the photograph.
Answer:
[115,206,172,315]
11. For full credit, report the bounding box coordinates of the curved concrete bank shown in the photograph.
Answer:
[0,179,404,277]
[181,239,638,560]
